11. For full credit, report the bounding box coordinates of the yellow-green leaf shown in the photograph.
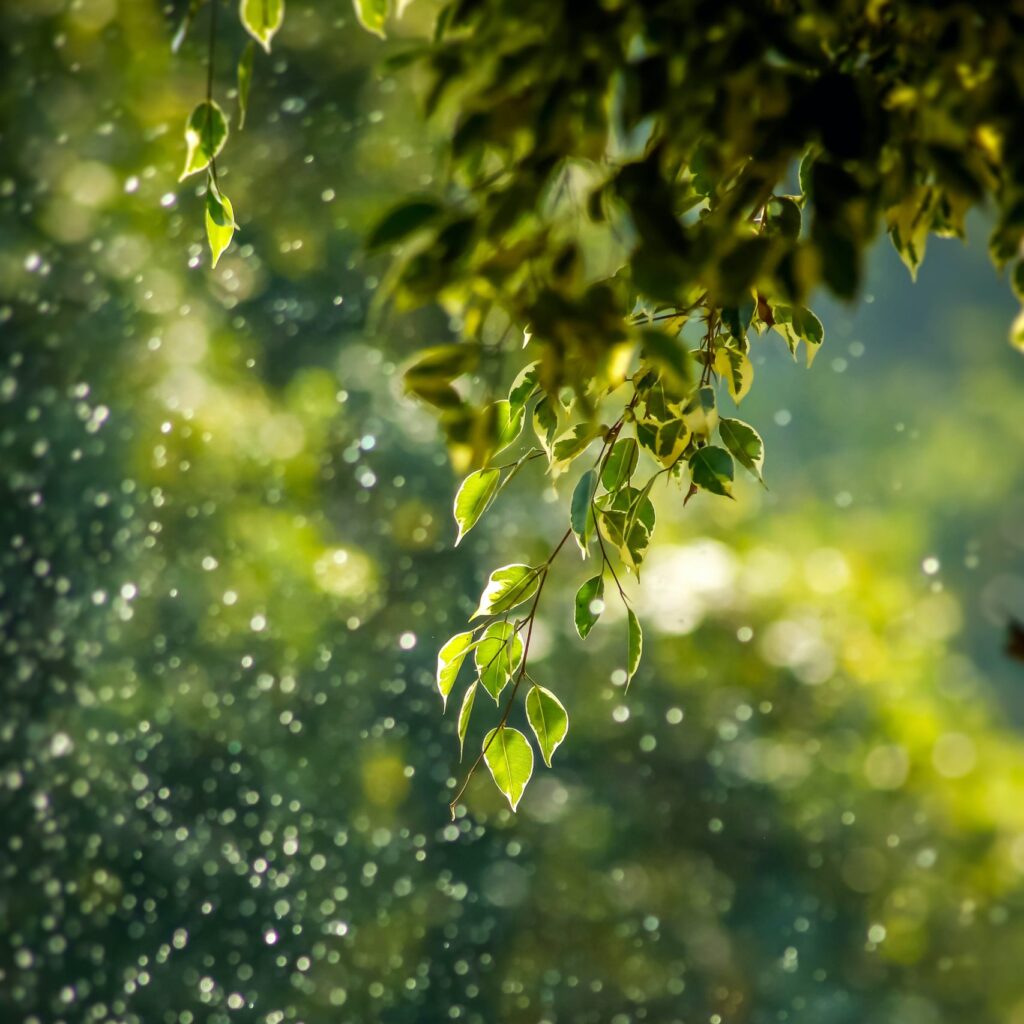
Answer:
[180,101,228,180]
[714,346,754,403]
[437,630,475,710]
[453,468,500,545]
[457,682,477,760]
[482,726,534,811]
[474,622,522,702]
[240,0,284,52]
[526,685,568,767]
[472,564,541,619]
[205,183,237,269]
[353,0,387,38]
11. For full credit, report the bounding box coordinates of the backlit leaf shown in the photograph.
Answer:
[180,101,228,180]
[574,574,604,639]
[453,468,500,545]
[474,622,522,702]
[437,630,475,710]
[508,361,539,416]
[353,0,387,37]
[482,726,534,811]
[204,181,237,269]
[552,422,602,464]
[714,347,754,403]
[491,399,524,455]
[457,682,477,760]
[240,0,284,52]
[526,685,568,767]
[532,396,559,456]
[472,564,540,618]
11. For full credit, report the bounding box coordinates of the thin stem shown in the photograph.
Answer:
[206,0,219,186]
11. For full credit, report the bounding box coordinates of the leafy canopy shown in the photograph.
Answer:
[175,0,1024,814]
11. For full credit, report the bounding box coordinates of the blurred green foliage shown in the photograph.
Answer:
[2,3,1024,1024]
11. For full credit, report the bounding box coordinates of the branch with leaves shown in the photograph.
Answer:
[172,1,1024,814]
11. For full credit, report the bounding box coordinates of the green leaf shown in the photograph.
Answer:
[472,564,541,618]
[526,685,569,767]
[475,622,522,702]
[886,186,934,280]
[552,422,601,464]
[491,399,524,455]
[532,395,559,456]
[682,385,718,438]
[570,469,598,557]
[574,574,604,639]
[719,417,765,481]
[772,305,824,366]
[482,726,534,811]
[236,41,255,129]
[507,361,539,416]
[180,100,228,180]
[366,198,444,250]
[457,682,477,761]
[240,0,284,52]
[626,608,643,689]
[353,0,387,37]
[714,346,754,403]
[652,417,691,468]
[204,181,237,269]
[437,630,475,710]
[688,445,734,497]
[602,437,638,492]
[453,468,500,546]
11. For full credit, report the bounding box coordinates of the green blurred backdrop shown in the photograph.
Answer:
[3,3,1024,1023]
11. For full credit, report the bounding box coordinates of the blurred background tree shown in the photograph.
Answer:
[2,3,1024,1024]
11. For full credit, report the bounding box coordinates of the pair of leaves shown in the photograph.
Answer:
[476,622,522,701]
[772,305,824,366]
[438,622,522,707]
[483,684,568,811]
[686,419,765,498]
[180,104,237,267]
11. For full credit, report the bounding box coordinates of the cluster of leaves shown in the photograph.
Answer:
[172,0,384,266]
[178,1,1024,812]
